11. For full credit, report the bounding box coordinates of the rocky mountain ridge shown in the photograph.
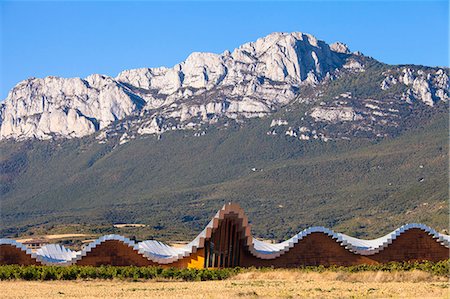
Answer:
[272,67,449,141]
[0,32,448,142]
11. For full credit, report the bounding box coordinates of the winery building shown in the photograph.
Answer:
[1,203,449,268]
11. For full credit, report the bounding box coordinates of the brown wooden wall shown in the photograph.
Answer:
[240,232,375,267]
[0,245,40,266]
[370,229,450,263]
[204,215,245,268]
[239,229,449,268]
[75,240,156,266]
[75,240,207,268]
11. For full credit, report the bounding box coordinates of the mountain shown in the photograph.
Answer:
[2,32,447,142]
[1,32,345,140]
[0,32,448,241]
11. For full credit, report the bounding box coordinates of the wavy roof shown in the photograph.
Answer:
[1,203,449,265]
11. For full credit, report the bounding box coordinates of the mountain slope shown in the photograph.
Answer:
[0,109,447,240]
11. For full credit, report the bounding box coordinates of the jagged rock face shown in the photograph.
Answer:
[330,42,350,54]
[116,32,348,127]
[119,32,344,93]
[382,68,449,106]
[0,75,143,140]
[0,32,351,141]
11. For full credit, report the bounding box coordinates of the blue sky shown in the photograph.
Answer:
[1,1,448,99]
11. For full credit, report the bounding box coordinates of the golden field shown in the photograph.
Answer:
[1,270,448,298]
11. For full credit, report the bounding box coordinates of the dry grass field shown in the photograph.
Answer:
[1,270,448,298]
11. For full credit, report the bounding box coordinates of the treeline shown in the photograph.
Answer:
[0,260,448,281]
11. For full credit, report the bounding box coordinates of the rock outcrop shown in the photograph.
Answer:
[381,68,449,106]
[0,75,144,140]
[0,32,350,140]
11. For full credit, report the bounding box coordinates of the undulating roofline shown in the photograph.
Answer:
[1,203,449,266]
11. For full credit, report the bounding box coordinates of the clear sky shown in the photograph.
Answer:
[1,1,448,100]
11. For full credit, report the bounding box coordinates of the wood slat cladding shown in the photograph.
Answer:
[75,240,155,267]
[371,229,450,263]
[75,242,206,268]
[240,232,375,267]
[0,245,40,265]
[240,230,450,267]
[204,214,244,268]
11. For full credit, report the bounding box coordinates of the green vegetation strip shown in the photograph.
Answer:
[0,260,448,281]
[0,265,240,281]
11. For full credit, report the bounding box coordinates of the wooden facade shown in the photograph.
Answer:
[0,245,41,266]
[240,229,450,267]
[75,240,156,267]
[203,214,244,268]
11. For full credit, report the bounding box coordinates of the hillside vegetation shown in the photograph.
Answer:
[0,107,447,241]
